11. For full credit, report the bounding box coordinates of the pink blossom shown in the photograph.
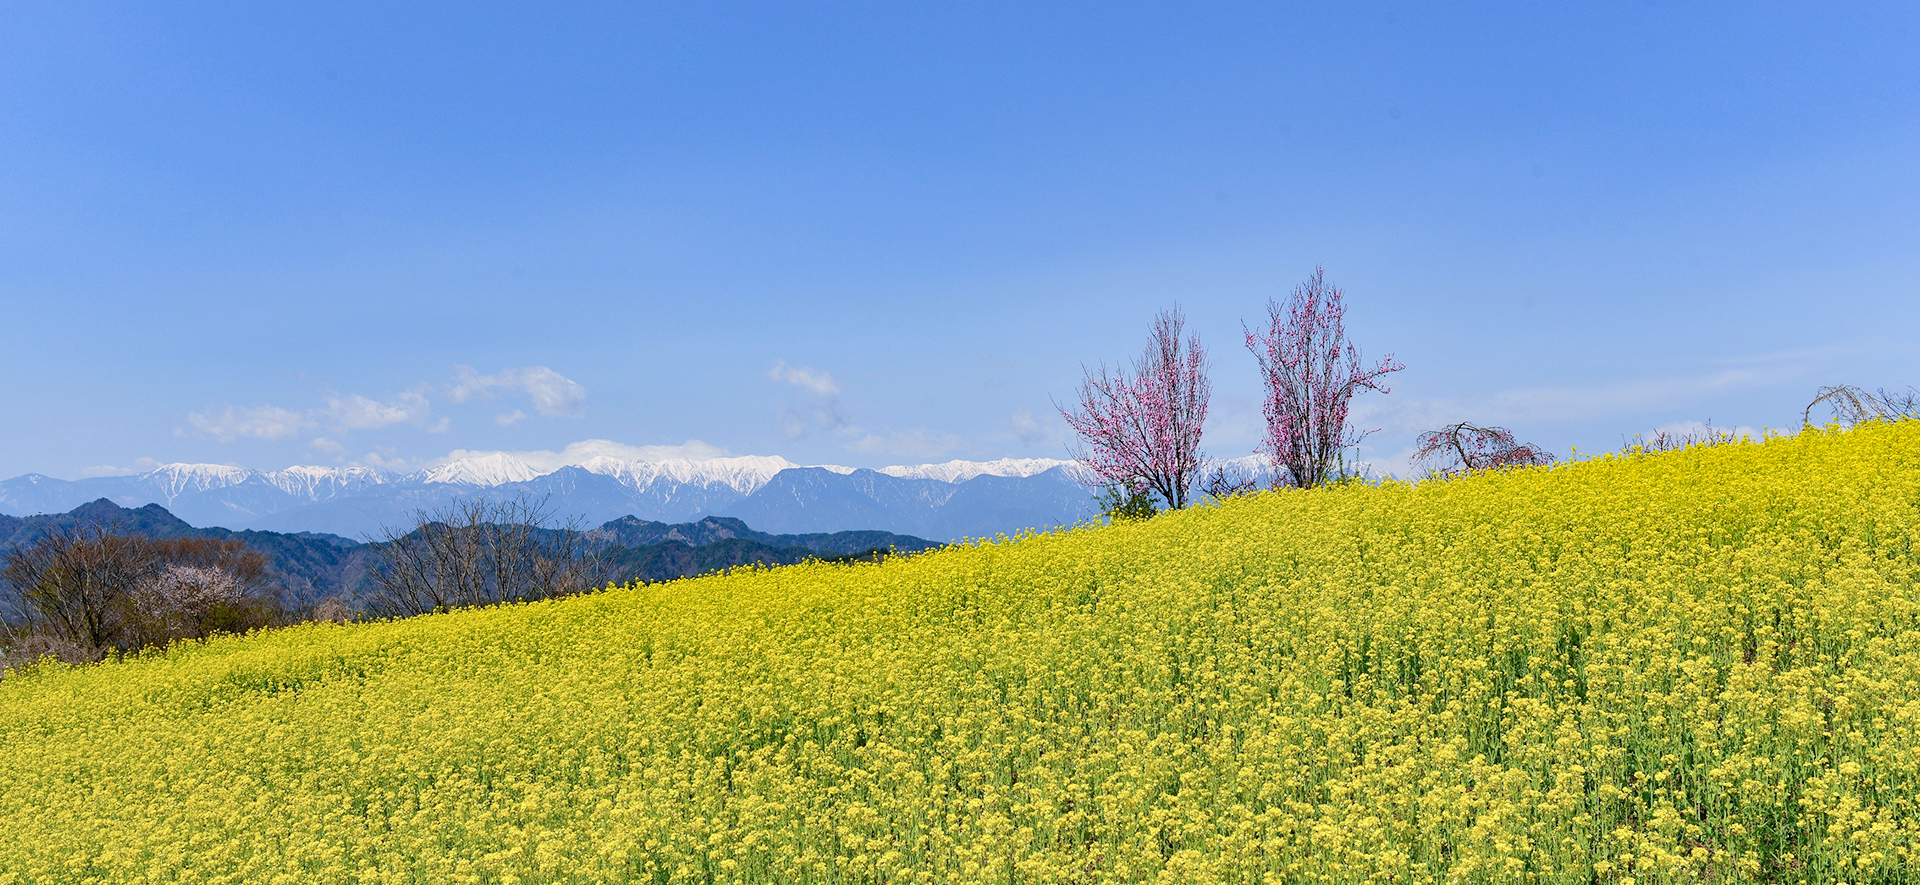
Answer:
[1059,308,1211,510]
[1246,268,1402,488]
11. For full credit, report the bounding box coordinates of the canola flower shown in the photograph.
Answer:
[3,424,1920,884]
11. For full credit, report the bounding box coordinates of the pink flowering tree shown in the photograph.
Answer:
[1246,268,1403,488]
[1413,422,1554,477]
[1059,308,1211,512]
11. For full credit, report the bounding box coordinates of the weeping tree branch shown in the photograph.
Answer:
[1413,422,1554,478]
[1804,385,1919,428]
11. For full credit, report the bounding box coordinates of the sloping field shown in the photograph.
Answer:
[4,425,1920,884]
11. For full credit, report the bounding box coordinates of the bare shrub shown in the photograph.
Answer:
[1626,422,1741,454]
[0,632,102,672]
[367,496,610,618]
[311,599,355,624]
[1200,462,1263,500]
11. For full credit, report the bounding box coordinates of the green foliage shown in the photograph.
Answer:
[1094,481,1159,520]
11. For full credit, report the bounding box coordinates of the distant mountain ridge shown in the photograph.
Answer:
[0,455,1108,542]
[0,500,940,614]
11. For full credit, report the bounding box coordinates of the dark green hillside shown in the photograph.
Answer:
[1,501,939,616]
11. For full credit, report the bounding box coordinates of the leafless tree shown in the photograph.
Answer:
[1414,422,1554,478]
[1625,421,1741,454]
[1,526,152,653]
[367,496,609,617]
[1804,385,1920,427]
[1,530,277,657]
[1200,461,1264,501]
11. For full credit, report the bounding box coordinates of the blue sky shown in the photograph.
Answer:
[3,2,1916,479]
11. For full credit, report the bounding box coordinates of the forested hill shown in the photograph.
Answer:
[0,500,939,614]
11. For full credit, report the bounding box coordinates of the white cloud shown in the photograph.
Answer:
[77,457,160,478]
[1353,364,1804,441]
[415,439,732,473]
[186,405,307,442]
[186,365,582,446]
[323,389,434,431]
[847,428,967,459]
[355,448,416,471]
[450,366,586,417]
[310,437,347,456]
[768,361,851,439]
[188,388,443,441]
[1011,410,1064,447]
[768,360,840,397]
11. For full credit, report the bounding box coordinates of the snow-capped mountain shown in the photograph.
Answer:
[0,463,398,530]
[416,453,545,486]
[142,463,254,497]
[575,455,801,495]
[263,465,393,497]
[877,457,1077,483]
[0,456,1125,542]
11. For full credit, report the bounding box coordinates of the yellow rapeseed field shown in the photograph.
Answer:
[4,423,1920,884]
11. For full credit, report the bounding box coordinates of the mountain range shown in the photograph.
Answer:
[0,455,1135,542]
[0,500,941,614]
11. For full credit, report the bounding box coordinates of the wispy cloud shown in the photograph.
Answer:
[187,391,441,442]
[1354,364,1807,439]
[323,389,436,431]
[450,366,587,419]
[1011,410,1067,448]
[768,360,841,397]
[768,360,850,439]
[186,405,308,442]
[416,439,732,473]
[847,428,967,459]
[76,457,161,478]
[186,365,584,444]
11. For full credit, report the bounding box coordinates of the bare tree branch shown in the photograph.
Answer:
[367,495,609,618]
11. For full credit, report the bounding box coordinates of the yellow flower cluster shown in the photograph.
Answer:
[4,423,1920,883]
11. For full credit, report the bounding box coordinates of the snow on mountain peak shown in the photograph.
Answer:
[877,458,1076,483]
[418,453,543,486]
[142,463,254,497]
[262,465,392,497]
[577,455,801,494]
[98,451,1096,500]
